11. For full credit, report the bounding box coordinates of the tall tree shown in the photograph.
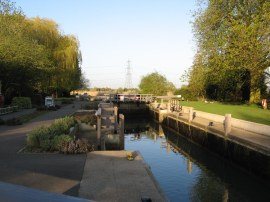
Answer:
[0,0,83,101]
[191,0,270,103]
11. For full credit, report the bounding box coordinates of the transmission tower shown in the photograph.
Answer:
[125,60,132,89]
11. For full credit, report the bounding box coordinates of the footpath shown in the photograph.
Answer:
[0,102,86,199]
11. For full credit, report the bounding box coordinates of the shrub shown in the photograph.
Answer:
[80,114,97,125]
[11,97,32,109]
[52,134,74,151]
[26,126,50,148]
[49,116,75,136]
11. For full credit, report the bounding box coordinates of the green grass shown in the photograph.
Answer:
[180,101,270,125]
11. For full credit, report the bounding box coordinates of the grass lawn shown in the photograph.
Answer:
[180,101,270,126]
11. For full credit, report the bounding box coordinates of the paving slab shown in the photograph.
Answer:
[79,151,167,202]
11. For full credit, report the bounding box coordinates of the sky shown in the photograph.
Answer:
[14,0,197,89]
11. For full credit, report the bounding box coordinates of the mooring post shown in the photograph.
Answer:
[224,114,231,136]
[119,114,125,150]
[97,115,101,147]
[114,106,118,132]
[189,107,194,122]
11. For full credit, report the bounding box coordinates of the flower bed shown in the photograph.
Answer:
[26,116,91,154]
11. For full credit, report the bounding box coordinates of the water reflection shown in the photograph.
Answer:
[125,119,270,202]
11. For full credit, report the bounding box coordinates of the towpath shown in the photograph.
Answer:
[0,101,86,196]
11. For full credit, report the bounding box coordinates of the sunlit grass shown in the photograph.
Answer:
[180,101,270,125]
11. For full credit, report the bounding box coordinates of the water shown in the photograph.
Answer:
[124,119,270,202]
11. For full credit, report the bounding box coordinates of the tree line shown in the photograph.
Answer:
[186,0,270,103]
[0,0,84,103]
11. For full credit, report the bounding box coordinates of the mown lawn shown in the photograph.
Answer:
[180,101,270,125]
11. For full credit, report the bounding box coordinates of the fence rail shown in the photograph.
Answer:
[0,106,19,115]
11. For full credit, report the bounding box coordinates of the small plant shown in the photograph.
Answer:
[60,139,91,154]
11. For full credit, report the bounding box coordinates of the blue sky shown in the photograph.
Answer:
[14,0,197,89]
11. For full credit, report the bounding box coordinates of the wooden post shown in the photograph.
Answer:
[224,114,231,136]
[119,114,125,150]
[167,102,171,113]
[114,106,118,133]
[97,115,101,147]
[189,107,194,122]
[154,100,158,108]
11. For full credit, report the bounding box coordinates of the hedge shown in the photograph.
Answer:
[11,97,32,109]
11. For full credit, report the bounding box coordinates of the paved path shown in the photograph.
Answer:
[79,151,167,202]
[0,108,36,121]
[0,101,87,197]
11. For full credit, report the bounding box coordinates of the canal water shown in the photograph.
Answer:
[124,119,270,202]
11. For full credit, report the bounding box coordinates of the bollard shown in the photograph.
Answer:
[189,107,194,122]
[119,114,125,150]
[167,102,171,113]
[97,115,101,147]
[114,106,118,133]
[154,100,158,108]
[224,114,231,136]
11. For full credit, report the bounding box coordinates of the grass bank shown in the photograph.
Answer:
[180,101,270,126]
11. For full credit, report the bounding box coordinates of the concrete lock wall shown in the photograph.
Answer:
[149,110,270,180]
[192,110,270,137]
[165,116,270,180]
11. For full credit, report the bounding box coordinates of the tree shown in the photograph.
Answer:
[0,0,84,102]
[190,0,270,103]
[139,72,176,95]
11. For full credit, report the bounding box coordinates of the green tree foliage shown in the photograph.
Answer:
[139,72,176,95]
[189,0,270,103]
[0,0,83,102]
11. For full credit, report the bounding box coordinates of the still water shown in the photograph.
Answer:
[124,119,269,202]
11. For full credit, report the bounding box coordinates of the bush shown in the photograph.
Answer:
[52,134,74,151]
[80,114,97,125]
[49,116,75,136]
[27,126,50,148]
[11,97,32,109]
